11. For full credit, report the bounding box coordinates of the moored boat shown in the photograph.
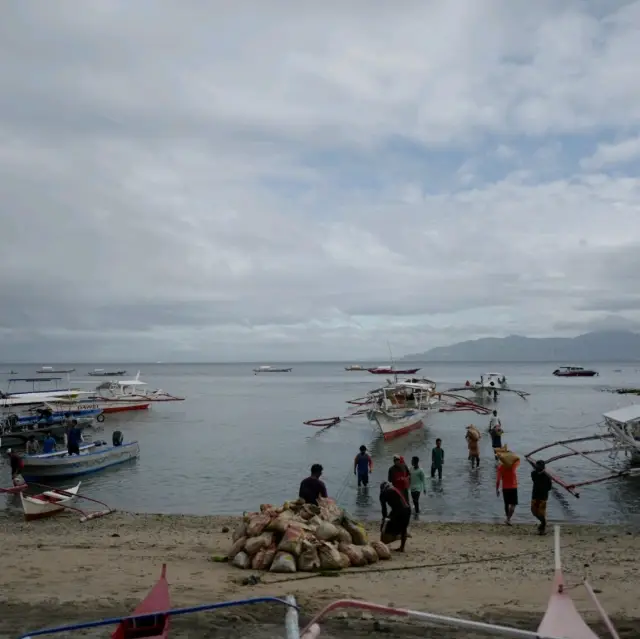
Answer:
[20,482,81,520]
[367,366,421,375]
[368,407,426,440]
[36,366,76,374]
[253,365,293,374]
[87,369,127,377]
[344,364,365,371]
[21,432,140,480]
[553,366,599,377]
[112,564,170,639]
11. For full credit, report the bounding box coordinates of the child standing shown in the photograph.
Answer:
[409,456,426,515]
[431,438,444,479]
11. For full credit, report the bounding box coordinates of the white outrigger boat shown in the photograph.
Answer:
[20,482,81,520]
[526,404,640,497]
[305,380,491,439]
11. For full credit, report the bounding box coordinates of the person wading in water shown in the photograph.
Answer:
[353,445,373,488]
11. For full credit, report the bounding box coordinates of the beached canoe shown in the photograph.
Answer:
[20,482,81,520]
[112,564,170,639]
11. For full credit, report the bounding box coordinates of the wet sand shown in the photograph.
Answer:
[1,513,639,638]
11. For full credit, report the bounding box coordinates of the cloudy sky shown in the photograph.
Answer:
[1,1,640,362]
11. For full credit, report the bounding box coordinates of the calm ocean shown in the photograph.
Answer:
[2,362,640,525]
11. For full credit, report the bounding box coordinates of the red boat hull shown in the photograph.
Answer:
[368,368,421,375]
[112,564,170,639]
[101,403,151,414]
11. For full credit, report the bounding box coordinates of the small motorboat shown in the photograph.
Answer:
[253,365,293,374]
[20,482,81,520]
[36,366,76,374]
[112,564,170,639]
[344,364,365,371]
[553,366,599,377]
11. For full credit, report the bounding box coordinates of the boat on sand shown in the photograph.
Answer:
[20,482,81,520]
[112,563,170,639]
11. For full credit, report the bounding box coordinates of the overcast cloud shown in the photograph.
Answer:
[1,1,640,362]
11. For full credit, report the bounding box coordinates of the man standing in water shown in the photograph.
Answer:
[530,460,553,534]
[380,481,411,552]
[353,445,373,487]
[299,463,328,506]
[489,410,503,450]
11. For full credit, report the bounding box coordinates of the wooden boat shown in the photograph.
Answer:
[20,482,81,520]
[112,564,170,639]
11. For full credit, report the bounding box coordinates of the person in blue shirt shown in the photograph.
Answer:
[353,445,373,487]
[42,432,57,454]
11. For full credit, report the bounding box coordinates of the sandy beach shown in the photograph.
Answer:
[1,513,639,638]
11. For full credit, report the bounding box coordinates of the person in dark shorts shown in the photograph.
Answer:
[353,445,373,487]
[530,460,553,534]
[66,421,82,456]
[489,411,503,449]
[379,481,411,552]
[431,438,444,479]
[299,463,328,506]
[496,455,520,525]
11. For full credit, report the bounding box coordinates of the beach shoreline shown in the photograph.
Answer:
[1,512,639,637]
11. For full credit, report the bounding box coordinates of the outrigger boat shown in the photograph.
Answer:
[367,365,421,375]
[88,369,127,377]
[305,380,491,439]
[18,481,114,522]
[17,527,617,639]
[525,404,640,497]
[20,482,81,520]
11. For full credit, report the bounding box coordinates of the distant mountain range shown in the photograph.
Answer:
[402,331,640,362]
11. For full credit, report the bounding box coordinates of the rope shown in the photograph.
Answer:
[264,540,585,585]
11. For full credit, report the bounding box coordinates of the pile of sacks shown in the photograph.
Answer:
[466,424,482,440]
[228,497,391,574]
[496,448,520,468]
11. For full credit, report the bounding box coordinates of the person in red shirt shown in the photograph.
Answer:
[388,455,410,502]
[496,456,520,525]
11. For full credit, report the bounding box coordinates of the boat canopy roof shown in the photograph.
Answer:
[603,405,640,424]
[484,372,504,377]
[118,379,147,386]
[9,377,63,382]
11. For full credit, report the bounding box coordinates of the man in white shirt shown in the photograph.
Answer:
[489,410,503,448]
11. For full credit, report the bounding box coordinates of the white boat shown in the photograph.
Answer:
[344,364,364,371]
[526,404,640,498]
[20,482,81,520]
[253,365,293,374]
[21,436,140,480]
[368,407,427,440]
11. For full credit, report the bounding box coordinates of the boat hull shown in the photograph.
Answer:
[22,441,140,480]
[371,409,424,440]
[20,483,81,520]
[112,564,170,639]
[98,401,150,413]
[553,371,598,377]
[368,368,421,375]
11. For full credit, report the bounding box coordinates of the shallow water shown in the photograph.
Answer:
[2,361,640,524]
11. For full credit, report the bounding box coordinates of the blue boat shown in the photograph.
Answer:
[16,407,102,426]
[21,433,140,480]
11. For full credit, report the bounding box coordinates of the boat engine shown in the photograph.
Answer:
[112,430,124,447]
